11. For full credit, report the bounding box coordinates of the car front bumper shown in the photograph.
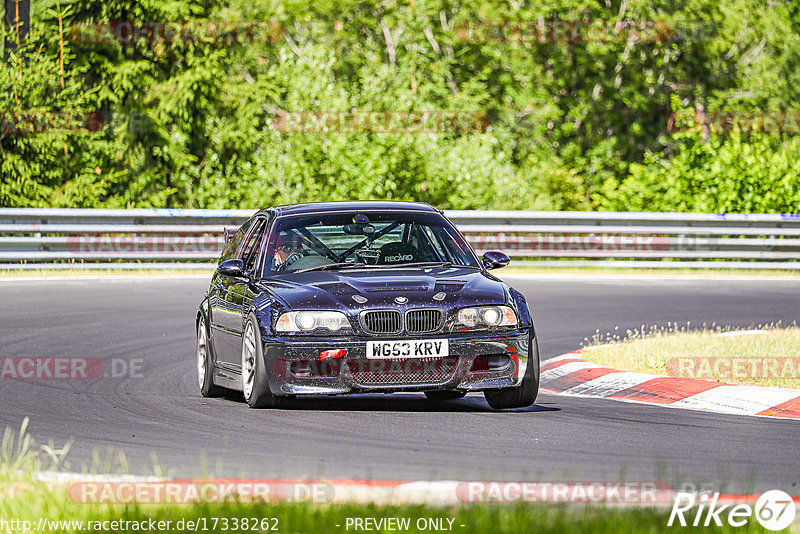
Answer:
[262,329,533,396]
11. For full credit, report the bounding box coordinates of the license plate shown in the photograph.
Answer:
[366,339,449,359]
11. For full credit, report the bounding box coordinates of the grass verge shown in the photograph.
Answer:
[581,324,800,389]
[5,491,774,534]
[2,420,791,534]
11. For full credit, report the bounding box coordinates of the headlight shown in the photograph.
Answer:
[275,311,351,333]
[454,306,517,330]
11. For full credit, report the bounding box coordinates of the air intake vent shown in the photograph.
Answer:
[364,284,427,293]
[362,310,402,334]
[433,282,465,293]
[406,309,444,333]
[314,282,359,296]
[347,357,458,385]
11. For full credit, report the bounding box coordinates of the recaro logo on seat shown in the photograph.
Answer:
[385,254,414,263]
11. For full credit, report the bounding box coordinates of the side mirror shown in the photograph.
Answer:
[218,258,245,278]
[482,251,510,270]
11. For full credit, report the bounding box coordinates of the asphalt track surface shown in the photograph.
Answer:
[0,275,798,493]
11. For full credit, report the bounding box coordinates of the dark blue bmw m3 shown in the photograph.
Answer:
[196,201,539,409]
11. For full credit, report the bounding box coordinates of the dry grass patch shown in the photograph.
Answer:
[581,324,800,389]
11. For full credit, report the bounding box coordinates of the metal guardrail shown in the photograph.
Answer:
[0,208,799,270]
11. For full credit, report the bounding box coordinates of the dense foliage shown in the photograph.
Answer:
[1,0,799,212]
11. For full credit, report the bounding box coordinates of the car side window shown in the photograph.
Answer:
[421,226,447,260]
[238,219,268,273]
[431,225,473,264]
[220,218,253,262]
[410,224,442,262]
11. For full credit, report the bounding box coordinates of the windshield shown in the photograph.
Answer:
[261,211,481,274]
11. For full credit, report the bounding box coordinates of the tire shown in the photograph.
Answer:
[484,334,540,409]
[197,316,225,397]
[424,390,467,401]
[241,314,282,409]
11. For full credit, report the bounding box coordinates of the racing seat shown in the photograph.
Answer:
[378,242,418,265]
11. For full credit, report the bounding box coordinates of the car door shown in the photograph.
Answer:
[216,217,270,370]
[209,218,252,372]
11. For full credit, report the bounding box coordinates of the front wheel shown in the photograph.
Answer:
[484,335,540,409]
[241,314,283,408]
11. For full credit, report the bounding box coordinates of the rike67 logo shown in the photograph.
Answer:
[669,490,796,531]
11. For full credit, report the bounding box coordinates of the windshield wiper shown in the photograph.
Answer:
[295,262,367,273]
[374,261,479,269]
[397,261,452,268]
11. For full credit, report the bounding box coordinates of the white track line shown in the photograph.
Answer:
[669,386,800,416]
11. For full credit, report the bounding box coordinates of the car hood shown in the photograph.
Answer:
[259,266,509,312]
